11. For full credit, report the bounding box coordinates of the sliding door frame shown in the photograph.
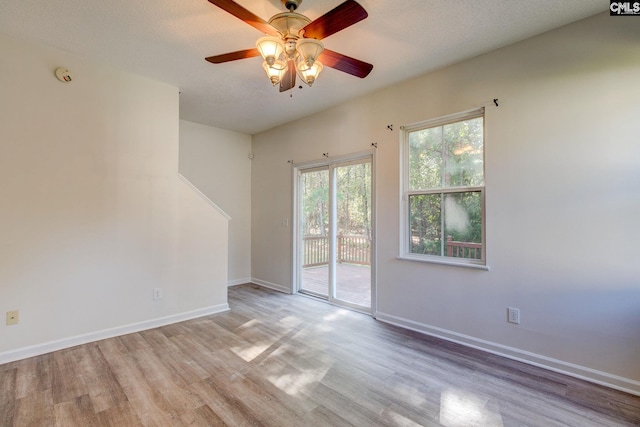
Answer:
[291,149,377,315]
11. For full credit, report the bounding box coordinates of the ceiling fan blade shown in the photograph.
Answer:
[302,0,368,40]
[207,0,278,36]
[280,61,297,92]
[206,48,261,64]
[318,49,372,78]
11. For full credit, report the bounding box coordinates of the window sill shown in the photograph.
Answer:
[397,255,490,271]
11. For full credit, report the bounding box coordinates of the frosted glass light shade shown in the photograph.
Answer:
[256,36,284,66]
[296,38,324,68]
[263,60,287,85]
[297,61,323,86]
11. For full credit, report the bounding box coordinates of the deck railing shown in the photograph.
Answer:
[303,235,371,267]
[446,236,482,260]
[303,235,481,267]
[338,235,371,265]
[303,236,330,267]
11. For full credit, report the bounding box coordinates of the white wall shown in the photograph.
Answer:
[251,13,640,394]
[179,120,252,285]
[0,34,229,360]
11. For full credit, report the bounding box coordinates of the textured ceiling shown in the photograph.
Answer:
[0,0,606,134]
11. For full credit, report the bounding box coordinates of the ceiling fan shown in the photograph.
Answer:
[205,0,373,92]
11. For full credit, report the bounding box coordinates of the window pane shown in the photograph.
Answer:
[443,117,484,187]
[443,192,482,260]
[403,110,485,264]
[409,194,442,256]
[301,169,329,238]
[336,162,371,239]
[408,126,442,190]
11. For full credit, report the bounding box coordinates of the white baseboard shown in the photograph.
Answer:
[227,277,252,287]
[250,278,291,294]
[375,311,640,397]
[0,303,229,365]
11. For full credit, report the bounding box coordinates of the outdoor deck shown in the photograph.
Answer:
[302,263,371,308]
[299,235,479,311]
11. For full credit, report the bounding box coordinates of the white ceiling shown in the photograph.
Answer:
[0,0,605,135]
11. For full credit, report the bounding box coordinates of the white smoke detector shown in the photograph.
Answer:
[55,67,73,83]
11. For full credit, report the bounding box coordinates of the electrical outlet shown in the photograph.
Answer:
[6,310,19,325]
[153,288,163,300]
[507,307,520,324]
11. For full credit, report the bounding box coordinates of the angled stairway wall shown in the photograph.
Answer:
[0,34,229,361]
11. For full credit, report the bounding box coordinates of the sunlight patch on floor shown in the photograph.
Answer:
[268,366,329,396]
[230,343,271,362]
[314,311,353,333]
[323,309,351,322]
[237,318,261,330]
[439,389,504,427]
[279,315,302,328]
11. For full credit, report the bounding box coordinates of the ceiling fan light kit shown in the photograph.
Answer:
[255,8,323,87]
[263,60,287,85]
[256,36,284,67]
[206,0,372,92]
[297,60,323,86]
[256,32,324,87]
[296,38,324,68]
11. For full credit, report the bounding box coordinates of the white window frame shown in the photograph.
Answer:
[399,107,488,270]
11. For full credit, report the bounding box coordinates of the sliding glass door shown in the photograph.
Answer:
[335,160,371,308]
[297,156,373,312]
[299,167,330,298]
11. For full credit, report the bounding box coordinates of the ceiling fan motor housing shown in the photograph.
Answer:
[282,0,302,11]
[268,12,310,39]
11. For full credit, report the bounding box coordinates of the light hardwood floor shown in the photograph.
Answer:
[1,283,639,426]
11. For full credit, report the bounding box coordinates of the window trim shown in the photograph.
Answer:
[399,107,488,269]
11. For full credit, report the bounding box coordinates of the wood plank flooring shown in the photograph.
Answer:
[1,283,639,426]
